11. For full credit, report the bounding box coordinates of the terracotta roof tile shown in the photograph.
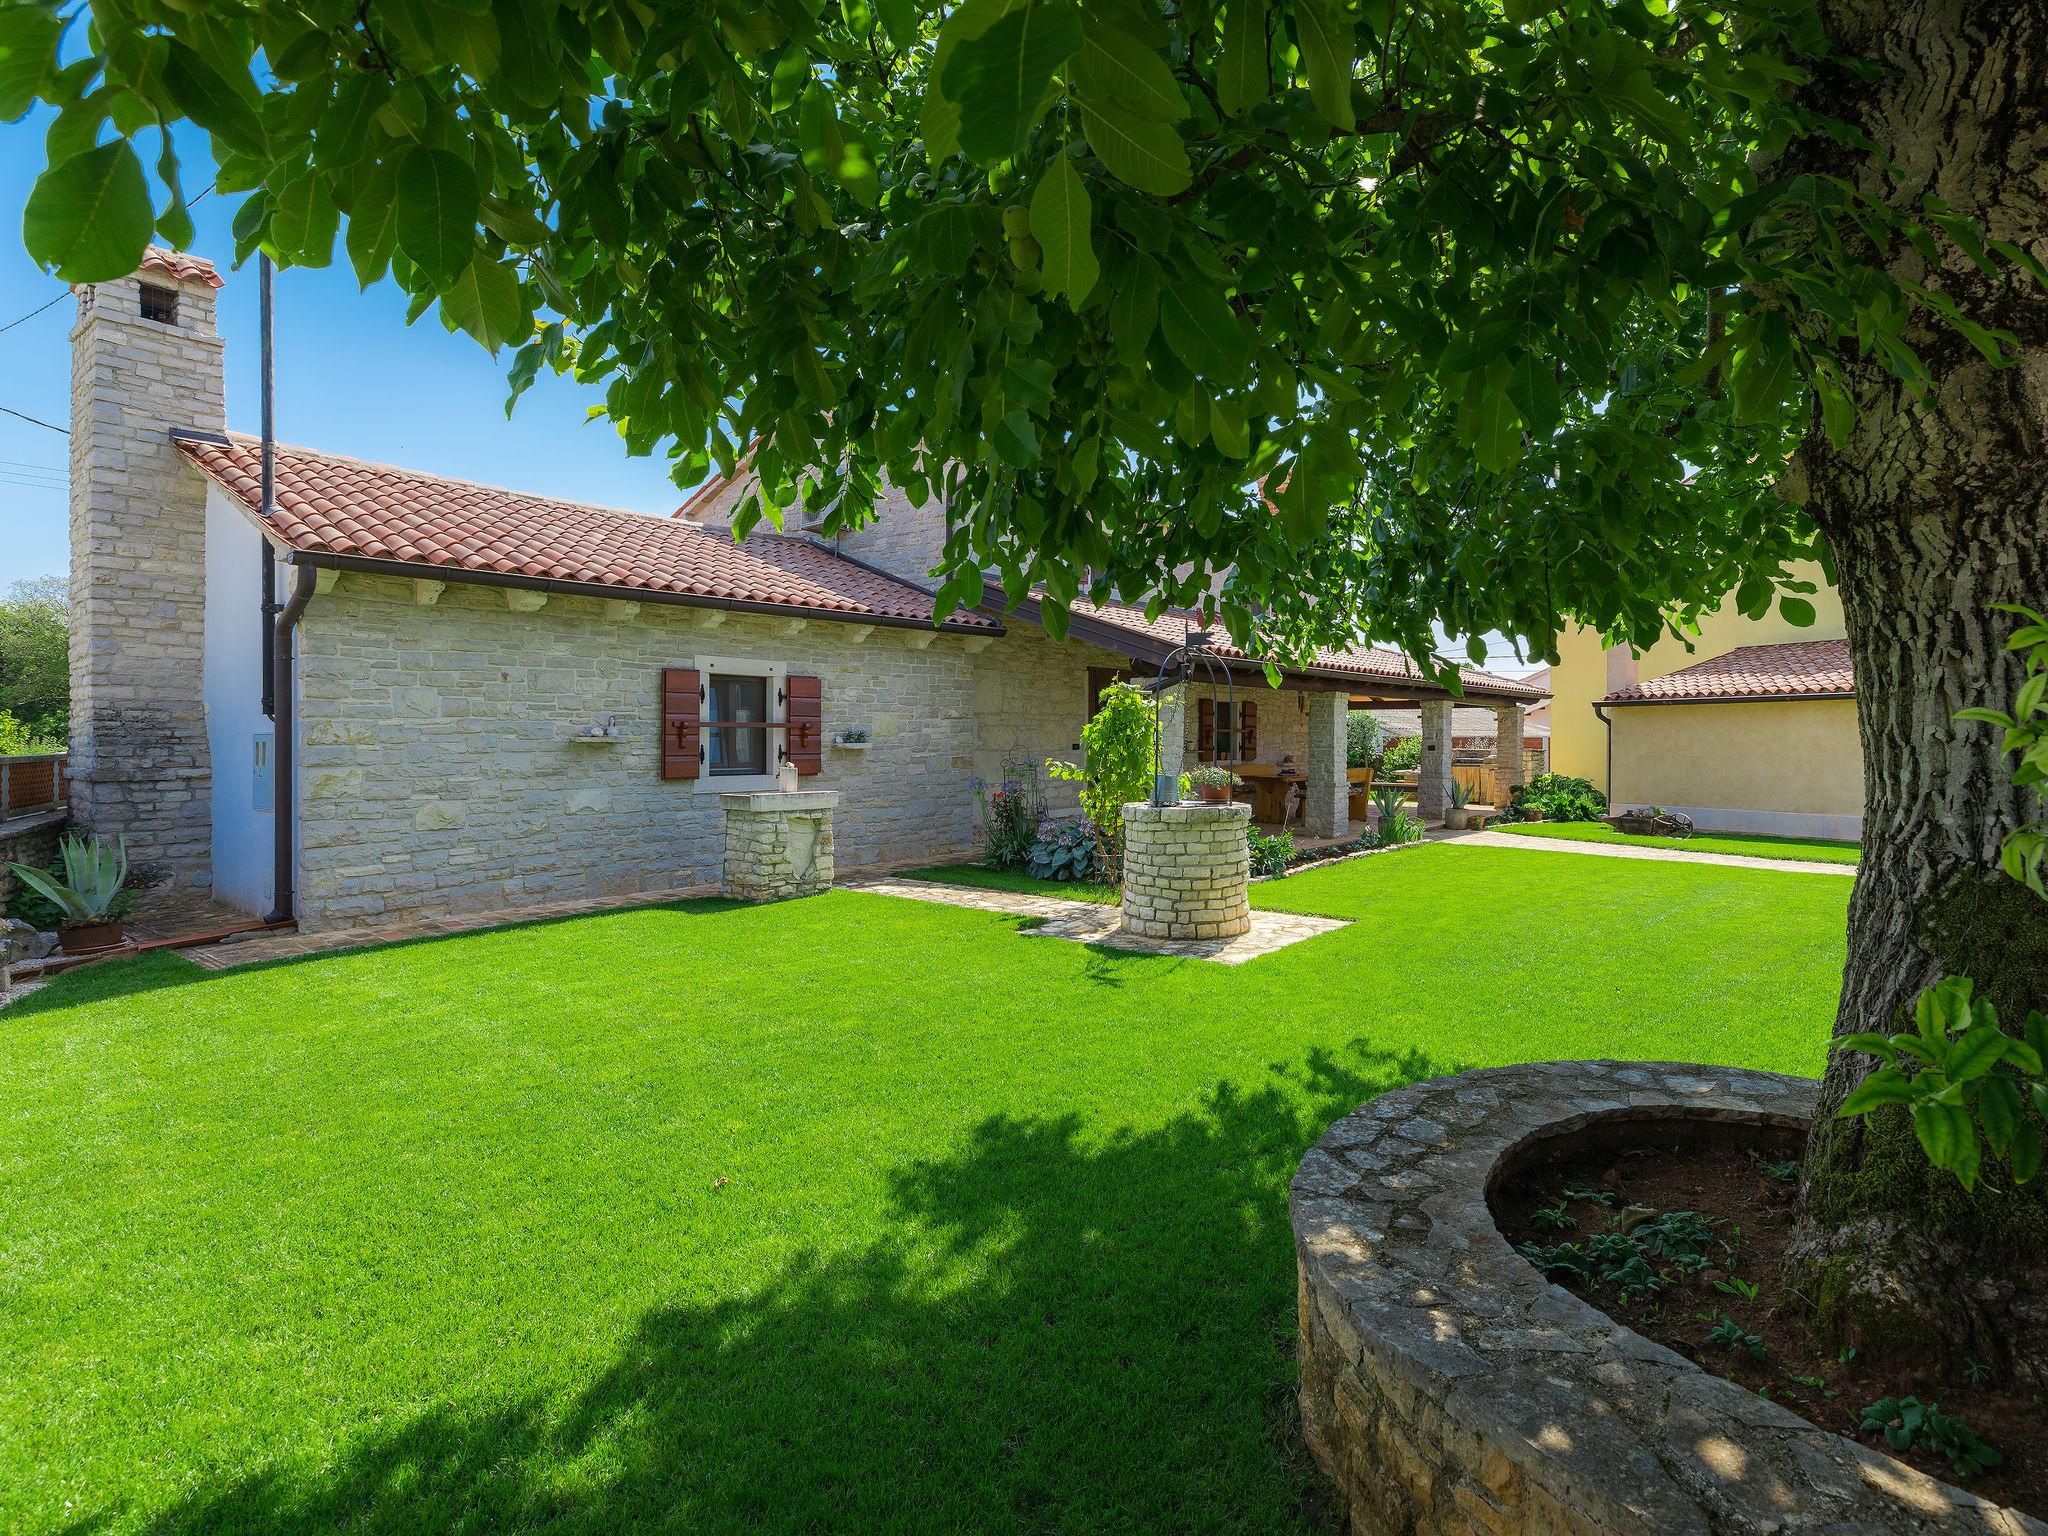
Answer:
[138,247,225,288]
[177,433,996,630]
[1066,596,1548,702]
[1605,639,1853,702]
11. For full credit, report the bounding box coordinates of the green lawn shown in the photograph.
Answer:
[1494,819,1862,865]
[897,861,1120,903]
[0,844,1847,1535]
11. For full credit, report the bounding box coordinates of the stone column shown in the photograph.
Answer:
[1493,703,1527,802]
[1120,800,1251,940]
[1152,683,1187,795]
[68,254,227,890]
[1304,692,1348,838]
[720,791,838,899]
[1416,697,1454,823]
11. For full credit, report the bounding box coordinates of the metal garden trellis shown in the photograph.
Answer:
[1150,626,1235,806]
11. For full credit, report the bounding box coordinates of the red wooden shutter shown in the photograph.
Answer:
[1197,697,1215,761]
[661,667,700,780]
[786,674,823,775]
[1239,699,1257,761]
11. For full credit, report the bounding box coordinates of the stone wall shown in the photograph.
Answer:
[721,791,836,899]
[291,577,1128,931]
[1291,1063,2043,1536]
[1120,800,1251,940]
[0,812,67,909]
[67,267,225,889]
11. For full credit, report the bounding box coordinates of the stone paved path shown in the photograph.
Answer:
[1438,827,1857,877]
[849,878,1348,963]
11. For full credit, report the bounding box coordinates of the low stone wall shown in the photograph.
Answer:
[0,811,67,909]
[1120,800,1250,940]
[1291,1062,2046,1536]
[721,791,837,900]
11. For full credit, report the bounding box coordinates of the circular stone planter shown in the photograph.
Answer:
[1290,1061,2046,1536]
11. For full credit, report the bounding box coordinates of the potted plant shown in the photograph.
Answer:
[7,833,131,954]
[1443,777,1481,830]
[1187,763,1239,804]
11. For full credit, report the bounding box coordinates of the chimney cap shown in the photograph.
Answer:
[136,247,225,289]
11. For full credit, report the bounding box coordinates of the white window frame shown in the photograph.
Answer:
[694,653,789,793]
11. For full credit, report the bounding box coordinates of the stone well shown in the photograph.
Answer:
[719,790,837,900]
[1120,799,1251,941]
[1291,1061,2046,1536]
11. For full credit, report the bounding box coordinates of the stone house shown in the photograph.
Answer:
[64,250,1545,934]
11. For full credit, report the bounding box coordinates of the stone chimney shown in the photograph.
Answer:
[67,249,227,889]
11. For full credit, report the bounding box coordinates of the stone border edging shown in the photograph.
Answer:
[1291,1061,2045,1535]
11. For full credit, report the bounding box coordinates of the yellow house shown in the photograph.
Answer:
[1547,562,1863,841]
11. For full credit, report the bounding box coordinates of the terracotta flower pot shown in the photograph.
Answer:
[1200,783,1230,804]
[58,920,126,955]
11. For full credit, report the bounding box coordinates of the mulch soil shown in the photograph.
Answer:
[1493,1124,2046,1520]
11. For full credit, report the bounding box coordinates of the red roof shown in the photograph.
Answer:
[1065,595,1548,702]
[1605,639,1854,703]
[177,433,997,630]
[138,246,224,289]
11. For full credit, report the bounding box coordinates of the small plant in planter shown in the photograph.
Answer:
[1443,777,1482,830]
[7,833,131,953]
[1186,763,1239,804]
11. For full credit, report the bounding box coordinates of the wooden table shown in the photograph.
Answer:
[1229,762,1304,824]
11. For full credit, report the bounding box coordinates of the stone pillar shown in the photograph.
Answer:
[68,252,227,889]
[1304,692,1348,838]
[1493,703,1527,801]
[1152,683,1187,794]
[720,791,838,899]
[1416,697,1454,823]
[1119,800,1251,940]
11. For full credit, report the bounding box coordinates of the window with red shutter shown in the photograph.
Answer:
[1239,699,1258,761]
[661,667,701,780]
[786,674,822,775]
[1197,697,1216,761]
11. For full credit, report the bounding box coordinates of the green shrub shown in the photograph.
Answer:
[1026,817,1101,882]
[1504,773,1607,823]
[1380,735,1421,773]
[972,775,1039,870]
[1246,826,1293,878]
[1345,711,1383,770]
[1048,682,1158,871]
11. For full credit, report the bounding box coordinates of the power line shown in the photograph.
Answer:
[0,404,67,435]
[0,457,64,473]
[0,292,64,337]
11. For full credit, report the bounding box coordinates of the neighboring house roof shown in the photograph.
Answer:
[1027,592,1548,703]
[1366,706,1550,739]
[1603,639,1854,703]
[175,432,997,632]
[137,246,224,289]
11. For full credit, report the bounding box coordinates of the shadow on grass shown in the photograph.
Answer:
[113,1042,1450,1535]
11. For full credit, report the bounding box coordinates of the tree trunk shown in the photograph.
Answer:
[1784,0,2048,1386]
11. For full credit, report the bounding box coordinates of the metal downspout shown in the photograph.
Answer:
[1592,701,1614,803]
[266,562,317,925]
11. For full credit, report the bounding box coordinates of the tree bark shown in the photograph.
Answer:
[1784,0,2048,1386]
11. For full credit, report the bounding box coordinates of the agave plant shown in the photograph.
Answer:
[1369,784,1407,823]
[1449,777,1476,809]
[7,833,128,928]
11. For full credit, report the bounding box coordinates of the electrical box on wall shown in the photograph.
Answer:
[252,730,273,813]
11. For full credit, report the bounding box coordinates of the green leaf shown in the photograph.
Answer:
[1030,155,1099,306]
[1946,1022,2009,1083]
[2011,1119,2044,1185]
[1073,20,1186,122]
[1779,595,1817,627]
[316,74,390,170]
[1912,1100,1979,1187]
[1979,1075,2022,1157]
[23,140,153,283]
[346,159,400,287]
[153,132,193,252]
[0,5,61,122]
[1110,254,1160,354]
[1731,310,1797,425]
[395,145,481,285]
[269,169,340,266]
[1838,1066,1916,1118]
[1159,280,1250,380]
[1078,101,1191,195]
[1210,393,1249,457]
[162,40,267,157]
[1293,0,1354,130]
[941,0,1083,164]
[1832,1032,1897,1062]
[492,0,561,109]
[1465,361,1522,474]
[923,0,1024,162]
[440,254,527,351]
[992,408,1040,467]
[1218,0,1269,117]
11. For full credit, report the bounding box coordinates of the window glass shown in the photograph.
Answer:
[1212,701,1239,761]
[707,674,769,774]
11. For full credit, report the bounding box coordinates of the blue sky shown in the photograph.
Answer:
[0,117,691,593]
[0,116,1541,677]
